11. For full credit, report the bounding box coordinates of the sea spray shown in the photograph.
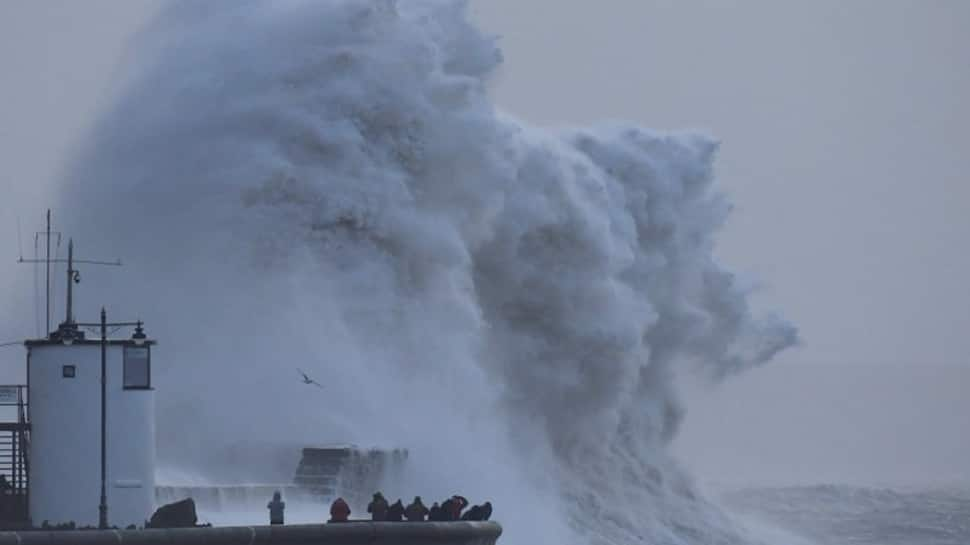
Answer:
[56,1,796,543]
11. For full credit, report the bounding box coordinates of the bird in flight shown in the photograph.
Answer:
[297,368,324,388]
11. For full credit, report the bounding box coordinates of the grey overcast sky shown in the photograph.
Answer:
[1,1,968,485]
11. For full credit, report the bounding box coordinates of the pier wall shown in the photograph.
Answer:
[0,522,502,545]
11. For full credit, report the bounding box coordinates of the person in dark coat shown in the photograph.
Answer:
[367,492,389,521]
[404,496,429,522]
[461,504,483,521]
[329,497,351,523]
[428,502,442,521]
[386,499,405,522]
[460,501,493,521]
[439,497,456,521]
[267,490,285,525]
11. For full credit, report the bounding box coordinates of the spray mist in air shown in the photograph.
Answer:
[55,1,797,544]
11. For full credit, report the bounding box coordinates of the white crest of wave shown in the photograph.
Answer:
[57,1,796,544]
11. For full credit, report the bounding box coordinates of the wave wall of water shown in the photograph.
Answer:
[55,2,796,544]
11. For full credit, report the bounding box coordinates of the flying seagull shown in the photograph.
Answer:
[297,368,324,388]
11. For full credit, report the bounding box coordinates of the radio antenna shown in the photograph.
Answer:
[18,210,60,335]
[16,216,23,261]
[18,210,120,337]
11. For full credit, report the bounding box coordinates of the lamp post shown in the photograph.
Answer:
[76,310,145,529]
[99,309,107,530]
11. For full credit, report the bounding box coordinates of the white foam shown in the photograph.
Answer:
[58,2,796,543]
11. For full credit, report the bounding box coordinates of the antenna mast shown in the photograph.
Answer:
[17,210,61,336]
[66,239,77,325]
[57,238,121,337]
[18,211,121,339]
[45,210,53,334]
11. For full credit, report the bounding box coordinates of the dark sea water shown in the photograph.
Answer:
[723,485,970,545]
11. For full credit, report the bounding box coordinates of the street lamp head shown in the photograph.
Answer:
[54,321,83,345]
[131,322,147,346]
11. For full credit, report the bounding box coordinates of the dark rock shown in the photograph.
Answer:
[149,498,198,528]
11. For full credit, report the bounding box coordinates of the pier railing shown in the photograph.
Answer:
[0,386,28,526]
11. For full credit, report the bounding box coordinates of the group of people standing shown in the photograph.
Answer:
[327,492,492,523]
[268,490,493,524]
[366,492,492,522]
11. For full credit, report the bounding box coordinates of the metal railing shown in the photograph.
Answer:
[0,385,29,525]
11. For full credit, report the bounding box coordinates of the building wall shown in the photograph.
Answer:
[107,360,155,527]
[28,342,155,527]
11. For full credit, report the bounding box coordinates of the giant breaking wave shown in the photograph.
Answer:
[57,1,797,544]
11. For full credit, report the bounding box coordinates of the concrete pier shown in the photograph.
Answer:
[0,522,502,545]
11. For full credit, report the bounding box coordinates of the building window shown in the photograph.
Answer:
[62,365,76,378]
[123,346,151,389]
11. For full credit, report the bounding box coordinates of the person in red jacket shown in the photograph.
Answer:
[452,495,468,520]
[329,497,351,523]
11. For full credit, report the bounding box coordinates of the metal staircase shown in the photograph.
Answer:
[0,385,29,526]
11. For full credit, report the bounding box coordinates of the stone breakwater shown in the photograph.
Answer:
[0,521,502,545]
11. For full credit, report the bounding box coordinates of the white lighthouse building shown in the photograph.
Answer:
[3,227,159,529]
[25,321,156,528]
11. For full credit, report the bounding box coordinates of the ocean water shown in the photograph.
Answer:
[724,485,970,545]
